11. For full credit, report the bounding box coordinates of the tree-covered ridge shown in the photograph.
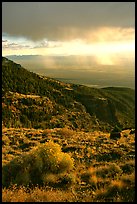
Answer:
[2,57,70,98]
[2,57,135,130]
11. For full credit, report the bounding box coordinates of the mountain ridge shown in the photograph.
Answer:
[2,57,135,131]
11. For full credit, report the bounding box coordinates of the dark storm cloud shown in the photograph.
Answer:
[2,2,135,41]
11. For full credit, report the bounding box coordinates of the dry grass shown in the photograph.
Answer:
[2,185,76,202]
[2,127,135,202]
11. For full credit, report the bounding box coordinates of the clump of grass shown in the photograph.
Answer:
[120,160,135,174]
[80,167,102,190]
[95,163,122,179]
[2,135,11,145]
[97,149,123,161]
[95,180,125,202]
[57,127,74,138]
[42,129,52,136]
[94,173,135,202]
[81,167,95,183]
[81,163,122,191]
[121,172,135,187]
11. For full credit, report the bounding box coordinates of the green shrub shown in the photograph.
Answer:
[42,173,58,186]
[2,141,74,187]
[112,125,122,133]
[56,173,76,189]
[36,141,74,174]
[13,170,30,186]
[2,156,24,184]
[129,129,135,134]
[58,153,74,173]
[110,125,122,140]
[24,153,43,185]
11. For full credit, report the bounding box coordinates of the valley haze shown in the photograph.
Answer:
[5,55,135,89]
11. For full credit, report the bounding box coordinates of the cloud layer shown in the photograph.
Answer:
[2,2,135,41]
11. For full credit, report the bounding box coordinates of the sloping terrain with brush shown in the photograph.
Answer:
[2,57,135,131]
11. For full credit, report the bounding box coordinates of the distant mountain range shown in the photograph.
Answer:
[2,57,135,131]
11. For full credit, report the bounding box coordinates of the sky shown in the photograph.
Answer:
[2,2,135,66]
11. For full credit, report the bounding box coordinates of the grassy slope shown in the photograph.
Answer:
[2,127,135,202]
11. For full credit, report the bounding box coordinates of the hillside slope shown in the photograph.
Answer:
[2,57,135,131]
